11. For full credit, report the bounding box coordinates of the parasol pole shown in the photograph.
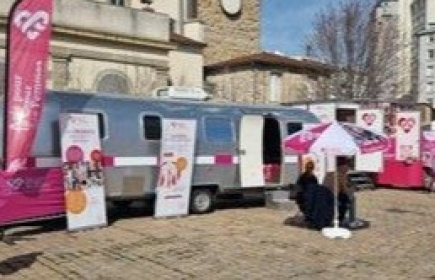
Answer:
[332,158,339,228]
[321,152,352,239]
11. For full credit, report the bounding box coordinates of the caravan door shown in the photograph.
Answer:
[239,115,265,187]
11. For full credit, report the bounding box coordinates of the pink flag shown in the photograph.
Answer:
[4,0,53,172]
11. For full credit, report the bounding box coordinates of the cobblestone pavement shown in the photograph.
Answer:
[1,189,435,279]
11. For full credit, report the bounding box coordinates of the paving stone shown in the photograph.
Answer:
[1,189,435,279]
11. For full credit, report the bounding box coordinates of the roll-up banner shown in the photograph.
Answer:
[395,112,420,161]
[355,109,384,172]
[155,119,197,218]
[4,0,53,172]
[60,113,107,231]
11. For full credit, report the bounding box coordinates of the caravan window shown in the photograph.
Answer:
[143,115,162,140]
[97,113,107,139]
[286,122,303,135]
[204,117,233,143]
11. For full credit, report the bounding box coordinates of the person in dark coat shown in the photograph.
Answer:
[307,183,334,230]
[295,161,318,223]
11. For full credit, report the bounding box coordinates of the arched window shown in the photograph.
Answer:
[96,71,131,94]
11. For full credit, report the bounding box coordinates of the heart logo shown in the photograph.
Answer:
[362,113,376,126]
[398,117,416,133]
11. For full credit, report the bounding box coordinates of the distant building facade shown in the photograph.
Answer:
[0,0,332,103]
[374,0,413,99]
[411,0,435,104]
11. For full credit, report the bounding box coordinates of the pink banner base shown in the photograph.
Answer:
[0,168,65,226]
[376,160,424,188]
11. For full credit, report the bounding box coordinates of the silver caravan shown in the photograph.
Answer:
[1,91,318,214]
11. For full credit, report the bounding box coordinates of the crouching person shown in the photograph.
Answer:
[295,161,319,224]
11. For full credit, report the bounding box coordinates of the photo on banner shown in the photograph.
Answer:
[154,119,197,218]
[60,113,107,231]
[395,111,420,161]
[355,109,384,172]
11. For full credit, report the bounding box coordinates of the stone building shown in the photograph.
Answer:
[192,0,331,103]
[0,0,205,96]
[411,0,435,104]
[205,52,333,103]
[0,0,332,103]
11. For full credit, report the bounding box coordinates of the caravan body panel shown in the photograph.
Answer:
[0,91,319,201]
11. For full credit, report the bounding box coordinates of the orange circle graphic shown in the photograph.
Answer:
[175,157,188,171]
[66,189,87,214]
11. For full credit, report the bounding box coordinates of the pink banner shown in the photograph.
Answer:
[5,0,53,172]
[422,131,435,168]
[395,111,420,161]
[0,168,65,225]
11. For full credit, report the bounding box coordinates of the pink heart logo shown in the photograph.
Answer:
[398,117,416,133]
[362,113,376,126]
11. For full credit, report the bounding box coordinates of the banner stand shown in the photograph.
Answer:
[60,113,108,231]
[154,119,197,218]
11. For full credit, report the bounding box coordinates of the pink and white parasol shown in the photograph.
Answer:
[283,121,390,239]
[284,121,390,156]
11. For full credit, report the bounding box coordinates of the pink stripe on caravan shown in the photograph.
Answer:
[30,155,243,168]
[214,154,233,165]
[102,156,114,167]
[27,157,62,168]
[26,157,36,168]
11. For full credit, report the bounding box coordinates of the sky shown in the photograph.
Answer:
[261,0,336,56]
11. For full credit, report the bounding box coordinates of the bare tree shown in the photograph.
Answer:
[306,0,400,101]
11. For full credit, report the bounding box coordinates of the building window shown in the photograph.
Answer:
[110,0,125,5]
[430,50,435,60]
[430,35,435,43]
[96,71,131,94]
[427,66,434,77]
[96,113,107,139]
[286,122,303,135]
[427,82,434,93]
[269,73,282,103]
[186,0,198,19]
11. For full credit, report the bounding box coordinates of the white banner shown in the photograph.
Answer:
[60,113,107,231]
[308,103,336,123]
[355,109,384,172]
[395,111,420,161]
[154,119,197,218]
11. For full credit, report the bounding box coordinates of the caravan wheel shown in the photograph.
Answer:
[190,188,215,214]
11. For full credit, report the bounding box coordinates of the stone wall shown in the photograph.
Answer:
[198,0,261,64]
[206,67,322,104]
[207,69,257,103]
